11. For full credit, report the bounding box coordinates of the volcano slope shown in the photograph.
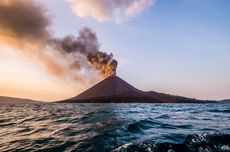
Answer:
[58,75,214,103]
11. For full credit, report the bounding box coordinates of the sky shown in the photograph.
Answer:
[0,0,229,101]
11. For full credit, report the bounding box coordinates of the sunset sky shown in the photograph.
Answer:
[0,0,229,101]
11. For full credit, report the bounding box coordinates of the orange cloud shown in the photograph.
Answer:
[66,0,154,23]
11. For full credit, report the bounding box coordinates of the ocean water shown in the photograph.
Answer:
[0,103,229,152]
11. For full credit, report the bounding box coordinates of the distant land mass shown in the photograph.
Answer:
[0,96,42,104]
[58,75,216,103]
[220,99,230,103]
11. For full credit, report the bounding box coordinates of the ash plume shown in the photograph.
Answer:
[53,27,118,77]
[87,52,118,77]
[0,0,118,79]
[0,0,50,42]
[0,0,62,75]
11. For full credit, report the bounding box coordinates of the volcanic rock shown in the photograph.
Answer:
[59,75,213,103]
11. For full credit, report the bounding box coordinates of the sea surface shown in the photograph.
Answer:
[0,103,229,152]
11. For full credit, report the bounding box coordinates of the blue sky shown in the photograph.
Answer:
[1,0,229,100]
[46,0,230,100]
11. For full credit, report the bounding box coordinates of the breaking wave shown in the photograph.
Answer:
[113,133,230,152]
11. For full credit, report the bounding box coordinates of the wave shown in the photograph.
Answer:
[113,133,230,152]
[127,118,193,133]
[0,103,230,152]
[208,109,230,113]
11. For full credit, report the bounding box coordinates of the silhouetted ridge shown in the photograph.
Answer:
[0,96,42,103]
[59,75,215,103]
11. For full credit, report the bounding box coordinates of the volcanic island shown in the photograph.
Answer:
[58,74,214,103]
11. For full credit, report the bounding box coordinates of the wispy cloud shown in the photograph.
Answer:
[66,0,154,23]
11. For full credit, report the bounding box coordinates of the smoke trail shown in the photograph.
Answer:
[87,51,118,77]
[0,0,63,75]
[0,0,117,79]
[53,27,118,77]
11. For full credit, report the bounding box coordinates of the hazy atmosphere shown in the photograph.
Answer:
[0,0,229,101]
[0,1,230,152]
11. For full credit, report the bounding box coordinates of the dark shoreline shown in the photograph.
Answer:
[57,98,217,103]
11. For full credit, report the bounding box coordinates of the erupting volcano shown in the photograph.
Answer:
[59,74,211,103]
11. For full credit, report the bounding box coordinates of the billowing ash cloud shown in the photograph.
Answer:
[53,28,118,77]
[0,0,50,42]
[66,0,154,23]
[0,0,62,75]
[87,52,118,77]
[0,0,117,79]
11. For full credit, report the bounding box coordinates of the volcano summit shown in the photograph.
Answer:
[59,75,212,103]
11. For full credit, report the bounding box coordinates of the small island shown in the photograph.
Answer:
[58,74,216,103]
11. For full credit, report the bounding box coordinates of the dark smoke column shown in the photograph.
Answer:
[54,27,118,78]
[87,51,118,77]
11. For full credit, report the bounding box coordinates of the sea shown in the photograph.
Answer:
[0,103,229,152]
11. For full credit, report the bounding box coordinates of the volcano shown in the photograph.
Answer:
[59,75,213,103]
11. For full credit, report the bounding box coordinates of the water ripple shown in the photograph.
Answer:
[0,103,229,152]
